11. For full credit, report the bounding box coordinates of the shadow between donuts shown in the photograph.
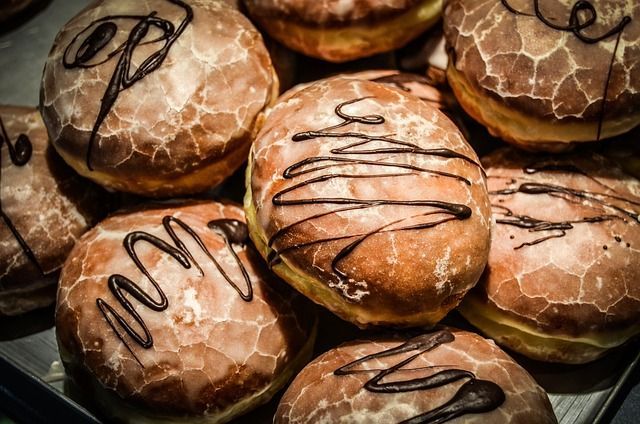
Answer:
[0,302,55,341]
[0,0,52,35]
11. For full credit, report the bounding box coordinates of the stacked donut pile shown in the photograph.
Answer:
[1,0,639,422]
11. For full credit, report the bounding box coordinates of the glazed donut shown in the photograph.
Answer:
[245,77,491,327]
[0,106,108,316]
[243,0,443,63]
[443,0,640,150]
[40,0,278,197]
[460,147,640,363]
[56,200,316,422]
[276,328,557,423]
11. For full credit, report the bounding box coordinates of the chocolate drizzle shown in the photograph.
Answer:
[62,0,193,170]
[491,160,639,249]
[500,0,631,140]
[0,115,42,275]
[334,330,505,424]
[96,216,252,366]
[267,98,480,300]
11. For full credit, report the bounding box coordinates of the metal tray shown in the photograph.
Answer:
[0,0,638,423]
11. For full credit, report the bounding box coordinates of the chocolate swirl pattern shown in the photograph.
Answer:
[267,97,480,301]
[490,160,640,249]
[0,114,42,275]
[500,0,631,140]
[334,330,505,424]
[96,216,252,367]
[62,0,193,170]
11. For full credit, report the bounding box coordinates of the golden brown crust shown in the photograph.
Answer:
[247,77,491,327]
[461,147,640,362]
[0,105,108,316]
[55,200,315,420]
[276,329,557,423]
[40,0,277,197]
[244,0,426,26]
[443,0,640,144]
[244,0,443,62]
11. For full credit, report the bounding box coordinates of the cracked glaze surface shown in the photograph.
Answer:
[243,0,426,26]
[443,0,639,122]
[40,0,276,196]
[56,201,314,416]
[275,329,556,424]
[250,77,490,323]
[476,148,640,338]
[0,106,107,315]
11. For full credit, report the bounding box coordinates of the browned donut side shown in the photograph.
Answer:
[243,0,443,62]
[0,105,108,316]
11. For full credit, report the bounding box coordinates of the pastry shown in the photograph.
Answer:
[246,77,491,327]
[0,105,108,316]
[276,328,557,423]
[56,200,316,422]
[243,0,443,63]
[460,147,640,363]
[443,0,639,150]
[40,0,278,197]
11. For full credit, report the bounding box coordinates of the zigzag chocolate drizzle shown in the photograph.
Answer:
[96,215,252,367]
[334,330,505,424]
[0,114,42,275]
[268,97,480,301]
[62,0,193,170]
[500,0,631,140]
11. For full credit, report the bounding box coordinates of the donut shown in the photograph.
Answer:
[459,147,640,363]
[443,0,639,150]
[275,328,557,423]
[243,0,443,63]
[245,77,491,327]
[40,0,278,197]
[55,200,316,422]
[0,105,108,316]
